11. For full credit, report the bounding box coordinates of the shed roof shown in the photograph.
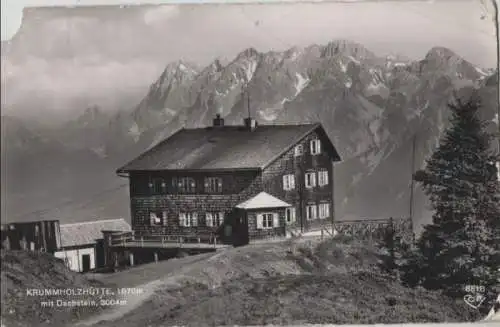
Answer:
[117,123,341,173]
[235,192,291,210]
[59,218,131,248]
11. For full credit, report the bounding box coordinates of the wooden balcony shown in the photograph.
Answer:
[108,231,229,250]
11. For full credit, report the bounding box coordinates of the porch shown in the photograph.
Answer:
[106,230,230,250]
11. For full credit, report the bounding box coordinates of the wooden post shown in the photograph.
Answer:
[154,252,158,263]
[129,252,134,266]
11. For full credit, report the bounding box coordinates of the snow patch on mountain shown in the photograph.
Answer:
[258,109,278,121]
[295,73,310,96]
[128,122,141,142]
[369,119,382,145]
[348,55,360,64]
[163,108,176,116]
[339,60,348,73]
[91,146,107,158]
[475,67,489,76]
[245,60,258,82]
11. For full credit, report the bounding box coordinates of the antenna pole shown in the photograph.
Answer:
[247,91,251,119]
[409,134,417,241]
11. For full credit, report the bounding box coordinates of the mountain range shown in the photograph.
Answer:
[1,40,498,230]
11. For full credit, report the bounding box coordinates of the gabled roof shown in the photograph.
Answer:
[235,192,291,210]
[59,218,131,248]
[117,123,341,173]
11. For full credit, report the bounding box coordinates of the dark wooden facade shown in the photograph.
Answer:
[0,220,61,253]
[125,126,336,245]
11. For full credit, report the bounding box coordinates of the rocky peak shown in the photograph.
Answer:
[235,47,260,60]
[321,39,375,60]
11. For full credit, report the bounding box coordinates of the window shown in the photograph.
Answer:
[205,212,225,227]
[294,144,303,157]
[319,203,330,219]
[305,172,317,188]
[282,174,295,191]
[204,177,223,193]
[310,139,321,155]
[178,212,198,227]
[306,204,317,220]
[257,213,278,229]
[285,207,296,224]
[318,170,329,186]
[174,177,196,193]
[149,178,167,194]
[150,211,167,226]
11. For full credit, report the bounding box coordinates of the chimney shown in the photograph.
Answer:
[213,114,224,127]
[244,117,258,131]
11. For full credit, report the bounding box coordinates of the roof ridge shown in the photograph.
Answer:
[60,218,127,227]
[183,122,319,130]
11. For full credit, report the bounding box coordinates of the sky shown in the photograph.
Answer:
[1,0,498,119]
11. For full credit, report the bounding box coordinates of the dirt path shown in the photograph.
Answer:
[75,251,223,326]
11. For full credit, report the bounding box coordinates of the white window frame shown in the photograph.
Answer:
[306,204,317,220]
[150,211,164,226]
[305,172,317,189]
[257,213,279,230]
[175,177,196,193]
[319,203,330,219]
[205,212,224,227]
[179,212,198,227]
[294,144,303,157]
[282,174,296,191]
[318,170,329,186]
[310,139,321,155]
[204,177,223,193]
[285,207,296,224]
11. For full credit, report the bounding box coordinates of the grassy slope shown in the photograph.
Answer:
[0,250,113,327]
[89,238,481,327]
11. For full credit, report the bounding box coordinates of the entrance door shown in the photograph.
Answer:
[232,213,249,246]
[81,254,91,272]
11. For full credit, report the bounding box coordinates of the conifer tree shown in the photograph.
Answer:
[408,96,500,295]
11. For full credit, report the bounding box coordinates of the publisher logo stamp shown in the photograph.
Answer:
[463,285,486,310]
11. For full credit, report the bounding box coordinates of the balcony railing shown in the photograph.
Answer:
[109,230,220,248]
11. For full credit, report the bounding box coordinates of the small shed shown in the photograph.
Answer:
[54,218,131,272]
[232,192,291,245]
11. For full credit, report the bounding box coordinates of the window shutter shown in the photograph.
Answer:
[192,212,198,226]
[256,214,263,229]
[206,213,213,227]
[312,205,317,219]
[282,175,287,190]
[290,175,295,189]
[273,213,279,228]
[312,173,317,187]
[291,208,296,222]
[310,140,314,154]
[179,213,186,227]
[317,139,321,153]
